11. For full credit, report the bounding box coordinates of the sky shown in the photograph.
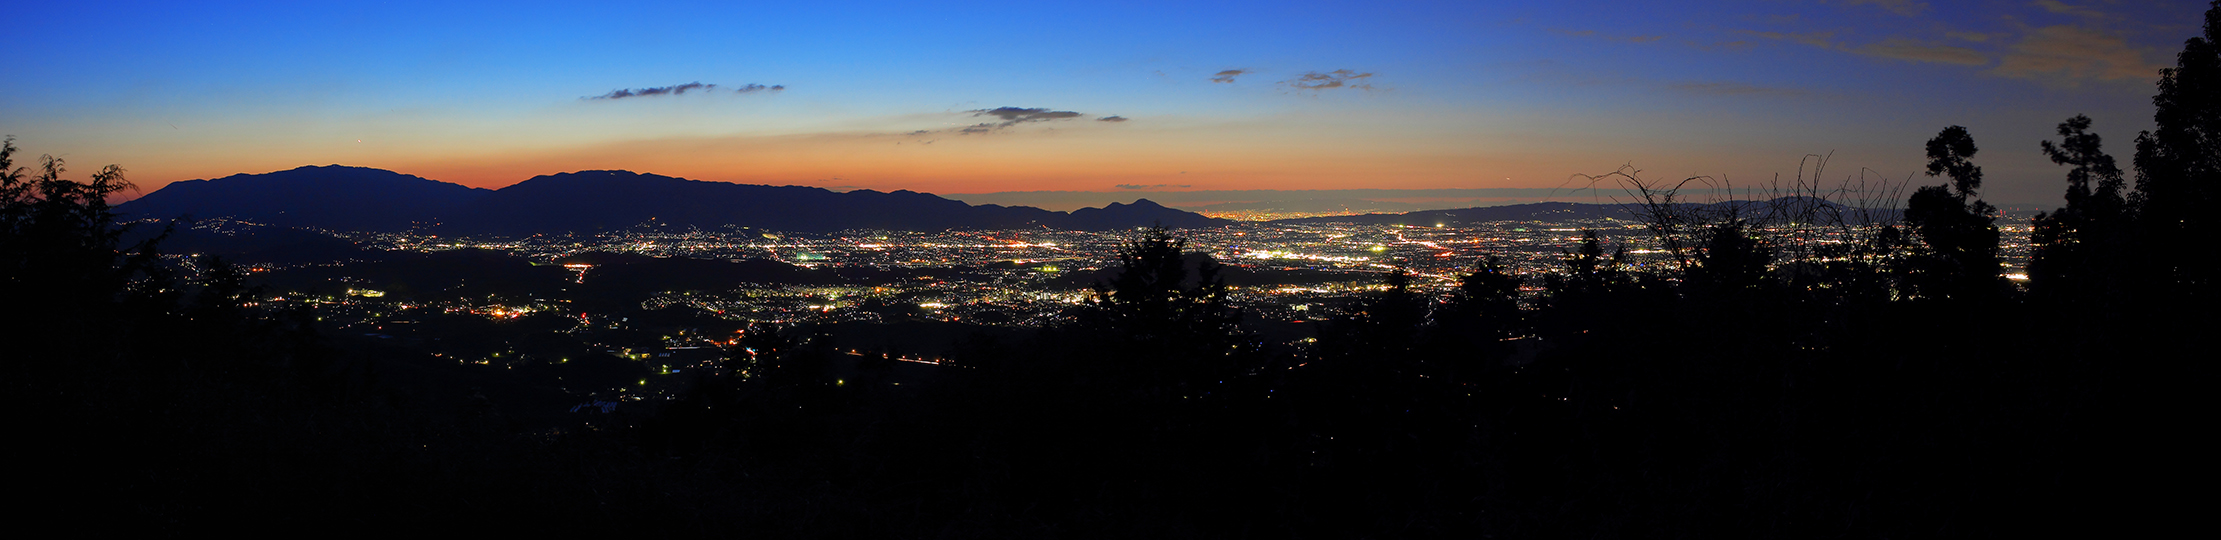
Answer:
[0,0,2207,208]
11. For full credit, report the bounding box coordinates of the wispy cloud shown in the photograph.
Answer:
[1210,69,1249,83]
[1671,81,1812,97]
[1743,28,1989,66]
[1991,25,2162,81]
[1552,29,1666,43]
[957,107,1087,134]
[1744,30,1838,48]
[1097,116,1129,122]
[1854,38,1990,65]
[589,82,714,99]
[1282,69,1376,91]
[2033,0,2110,21]
[973,107,1083,124]
[586,82,785,100]
[1116,184,1191,190]
[1841,0,1930,16]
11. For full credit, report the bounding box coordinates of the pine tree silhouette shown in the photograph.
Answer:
[1901,126,2006,302]
[2132,1,2221,299]
[2031,115,2131,304]
[1079,226,1249,397]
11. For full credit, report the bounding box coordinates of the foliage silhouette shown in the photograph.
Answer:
[1075,226,1253,400]
[2132,1,2221,299]
[1902,125,2006,302]
[2032,115,2132,305]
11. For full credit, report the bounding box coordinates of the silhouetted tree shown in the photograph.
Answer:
[1439,255,1525,341]
[0,139,200,402]
[1686,221,1775,295]
[1079,226,1250,396]
[1901,126,2005,302]
[2031,115,2132,302]
[2132,1,2221,299]
[1316,267,1429,364]
[1541,230,1641,317]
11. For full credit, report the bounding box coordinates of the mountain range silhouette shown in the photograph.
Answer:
[119,166,1228,233]
[118,165,1897,235]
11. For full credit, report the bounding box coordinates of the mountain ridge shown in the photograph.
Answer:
[119,166,1225,234]
[118,165,494,231]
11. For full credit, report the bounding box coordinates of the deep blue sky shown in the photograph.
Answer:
[1,0,2206,206]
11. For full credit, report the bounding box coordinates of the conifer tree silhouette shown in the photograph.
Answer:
[2032,115,2131,303]
[2132,0,2221,299]
[1686,221,1774,294]
[1081,226,1247,396]
[1449,256,1524,336]
[1086,227,1237,345]
[1543,230,1633,302]
[1319,267,1429,363]
[0,139,161,377]
[1902,126,2005,302]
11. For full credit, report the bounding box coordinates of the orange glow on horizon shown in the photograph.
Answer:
[97,115,1782,202]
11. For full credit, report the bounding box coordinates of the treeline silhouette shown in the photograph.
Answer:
[10,4,2215,536]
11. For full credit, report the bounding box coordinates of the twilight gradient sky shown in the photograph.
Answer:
[1,0,2207,206]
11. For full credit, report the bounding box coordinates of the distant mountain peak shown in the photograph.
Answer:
[119,165,491,230]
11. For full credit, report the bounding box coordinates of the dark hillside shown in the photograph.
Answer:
[116,165,490,230]
[445,170,1227,234]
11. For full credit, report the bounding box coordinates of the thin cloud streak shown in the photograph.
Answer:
[589,82,714,100]
[1671,81,1812,97]
[1553,28,1665,43]
[957,107,1087,133]
[1991,25,2163,81]
[1743,30,1837,48]
[1282,70,1376,91]
[585,82,785,100]
[1841,0,1930,16]
[2034,0,2111,21]
[1854,38,1990,65]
